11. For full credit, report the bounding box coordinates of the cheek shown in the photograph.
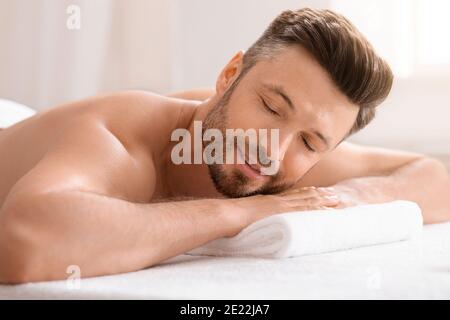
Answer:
[226,90,278,128]
[227,102,267,130]
[281,150,318,180]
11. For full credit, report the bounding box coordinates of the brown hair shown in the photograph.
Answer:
[241,8,393,135]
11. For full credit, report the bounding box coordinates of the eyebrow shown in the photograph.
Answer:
[263,83,296,112]
[262,83,331,150]
[312,130,331,150]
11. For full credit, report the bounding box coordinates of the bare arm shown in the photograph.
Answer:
[336,158,450,224]
[300,142,450,224]
[334,158,450,224]
[0,183,336,284]
[0,116,235,283]
[168,88,450,223]
[0,113,338,283]
[0,189,236,283]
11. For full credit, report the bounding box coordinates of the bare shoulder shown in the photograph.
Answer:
[28,90,193,159]
[74,91,178,136]
[80,91,196,153]
[1,91,190,205]
[50,90,196,200]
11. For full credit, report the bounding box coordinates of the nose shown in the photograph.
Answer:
[277,130,295,162]
[261,129,294,163]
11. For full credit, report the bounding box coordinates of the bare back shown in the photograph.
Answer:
[0,91,197,208]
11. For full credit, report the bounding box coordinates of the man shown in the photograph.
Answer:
[0,8,448,284]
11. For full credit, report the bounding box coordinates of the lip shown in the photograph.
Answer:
[236,161,264,179]
[235,146,265,179]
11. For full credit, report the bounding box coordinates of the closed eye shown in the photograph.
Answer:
[301,136,316,152]
[260,97,279,116]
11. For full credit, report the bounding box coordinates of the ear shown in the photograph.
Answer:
[215,50,245,95]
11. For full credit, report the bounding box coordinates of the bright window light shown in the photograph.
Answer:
[331,0,450,78]
[417,0,450,66]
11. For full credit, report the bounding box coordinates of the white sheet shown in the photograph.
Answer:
[0,100,449,299]
[0,98,36,128]
[1,221,449,299]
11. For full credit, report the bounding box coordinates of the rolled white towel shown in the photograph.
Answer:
[186,200,423,258]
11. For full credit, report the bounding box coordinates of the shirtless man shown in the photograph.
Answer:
[0,9,449,284]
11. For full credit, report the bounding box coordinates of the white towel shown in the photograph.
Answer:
[187,200,423,258]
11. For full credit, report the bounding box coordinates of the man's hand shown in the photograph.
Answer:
[327,181,375,209]
[297,143,450,224]
[225,186,340,237]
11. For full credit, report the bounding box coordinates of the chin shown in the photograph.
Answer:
[208,164,264,198]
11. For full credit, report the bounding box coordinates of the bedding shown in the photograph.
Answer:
[0,98,36,128]
[0,100,449,299]
[0,221,449,299]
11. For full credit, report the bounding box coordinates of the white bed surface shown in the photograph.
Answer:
[1,221,449,300]
[0,100,449,299]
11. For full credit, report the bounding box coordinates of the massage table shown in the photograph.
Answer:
[1,99,449,299]
[0,221,449,299]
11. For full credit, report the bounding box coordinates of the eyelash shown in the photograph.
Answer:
[260,96,315,153]
[301,136,315,152]
[260,97,279,116]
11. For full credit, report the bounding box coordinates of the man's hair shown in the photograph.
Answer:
[241,8,394,135]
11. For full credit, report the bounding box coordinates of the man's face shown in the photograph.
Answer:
[205,46,359,198]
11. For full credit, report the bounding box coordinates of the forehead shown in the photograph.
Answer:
[244,46,359,146]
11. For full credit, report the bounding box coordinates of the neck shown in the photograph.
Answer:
[164,97,224,199]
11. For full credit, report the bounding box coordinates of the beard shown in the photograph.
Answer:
[207,162,294,198]
[202,82,294,198]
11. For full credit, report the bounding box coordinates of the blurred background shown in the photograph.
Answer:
[0,0,449,166]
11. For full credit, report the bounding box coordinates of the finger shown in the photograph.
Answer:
[282,189,337,201]
[278,186,316,196]
[316,187,336,195]
[280,186,336,199]
[280,186,335,198]
[289,205,327,212]
[286,195,340,207]
[290,205,337,212]
[287,195,340,206]
[280,189,321,200]
[319,206,337,210]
